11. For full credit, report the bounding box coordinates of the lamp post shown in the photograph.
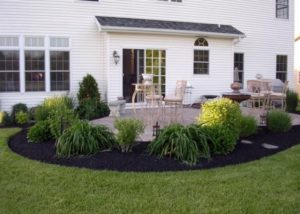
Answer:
[152,121,160,137]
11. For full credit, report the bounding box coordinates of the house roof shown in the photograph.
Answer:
[95,16,245,39]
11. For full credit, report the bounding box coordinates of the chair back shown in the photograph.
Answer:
[247,80,261,93]
[282,81,289,94]
[174,80,187,99]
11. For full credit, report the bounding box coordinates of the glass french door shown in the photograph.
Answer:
[145,49,166,96]
[123,49,166,102]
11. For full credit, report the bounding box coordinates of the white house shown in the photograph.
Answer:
[294,0,300,94]
[0,0,295,111]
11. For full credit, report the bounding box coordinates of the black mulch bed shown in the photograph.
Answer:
[8,126,300,172]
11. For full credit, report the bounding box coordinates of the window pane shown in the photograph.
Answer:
[0,50,20,92]
[50,51,70,91]
[25,51,45,91]
[194,50,209,74]
[276,55,288,82]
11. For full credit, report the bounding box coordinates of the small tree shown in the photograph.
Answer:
[77,74,101,102]
[77,74,110,120]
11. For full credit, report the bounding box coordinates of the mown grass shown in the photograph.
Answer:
[0,128,300,213]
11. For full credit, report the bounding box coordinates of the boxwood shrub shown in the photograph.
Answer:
[198,98,242,155]
[27,121,53,143]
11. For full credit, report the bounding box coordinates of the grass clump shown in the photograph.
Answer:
[56,120,115,157]
[114,119,144,152]
[148,124,210,165]
[267,110,292,133]
[240,115,257,138]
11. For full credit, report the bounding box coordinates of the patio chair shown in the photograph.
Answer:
[246,80,264,108]
[270,81,289,111]
[163,80,187,122]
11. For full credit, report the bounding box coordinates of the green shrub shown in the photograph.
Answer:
[198,98,242,155]
[15,111,29,125]
[267,110,292,133]
[11,103,28,122]
[77,74,101,101]
[286,90,298,112]
[34,105,51,122]
[240,115,257,138]
[34,96,74,122]
[56,120,115,157]
[148,124,211,165]
[77,98,110,120]
[114,119,144,152]
[48,106,78,140]
[27,121,53,143]
[76,74,110,120]
[0,112,5,125]
[0,112,13,126]
[43,96,74,110]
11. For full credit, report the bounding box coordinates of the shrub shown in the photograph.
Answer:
[34,105,51,122]
[27,121,53,143]
[0,112,5,125]
[15,111,29,125]
[48,106,78,140]
[34,96,74,122]
[56,120,115,157]
[114,119,144,152]
[77,98,110,120]
[76,74,110,120]
[240,115,257,138]
[267,110,292,133]
[286,90,298,112]
[0,112,13,126]
[198,98,242,155]
[43,96,74,110]
[11,103,28,122]
[148,124,211,165]
[77,74,101,101]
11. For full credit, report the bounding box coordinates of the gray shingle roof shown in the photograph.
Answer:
[96,16,244,36]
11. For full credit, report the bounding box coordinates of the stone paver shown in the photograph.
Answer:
[262,143,279,149]
[241,140,253,144]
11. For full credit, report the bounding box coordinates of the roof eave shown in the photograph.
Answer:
[98,25,245,39]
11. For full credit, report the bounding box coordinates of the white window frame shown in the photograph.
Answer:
[193,38,210,75]
[0,36,21,93]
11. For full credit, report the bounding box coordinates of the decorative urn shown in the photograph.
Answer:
[230,82,241,93]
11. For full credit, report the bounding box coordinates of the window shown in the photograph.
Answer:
[194,38,209,75]
[234,53,244,87]
[0,51,20,92]
[25,51,45,91]
[0,36,19,47]
[276,55,287,82]
[50,51,70,91]
[276,0,289,19]
[145,50,166,96]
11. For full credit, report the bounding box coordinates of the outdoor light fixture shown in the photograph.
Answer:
[113,51,120,65]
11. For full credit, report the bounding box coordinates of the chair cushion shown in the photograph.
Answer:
[164,96,182,102]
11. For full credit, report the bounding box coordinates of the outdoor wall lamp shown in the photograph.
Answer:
[113,51,120,65]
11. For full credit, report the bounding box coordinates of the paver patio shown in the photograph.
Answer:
[92,107,300,142]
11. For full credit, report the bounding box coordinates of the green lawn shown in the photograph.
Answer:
[0,128,299,214]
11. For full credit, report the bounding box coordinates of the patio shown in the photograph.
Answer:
[92,107,300,142]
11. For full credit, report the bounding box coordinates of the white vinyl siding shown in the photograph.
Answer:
[0,0,294,110]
